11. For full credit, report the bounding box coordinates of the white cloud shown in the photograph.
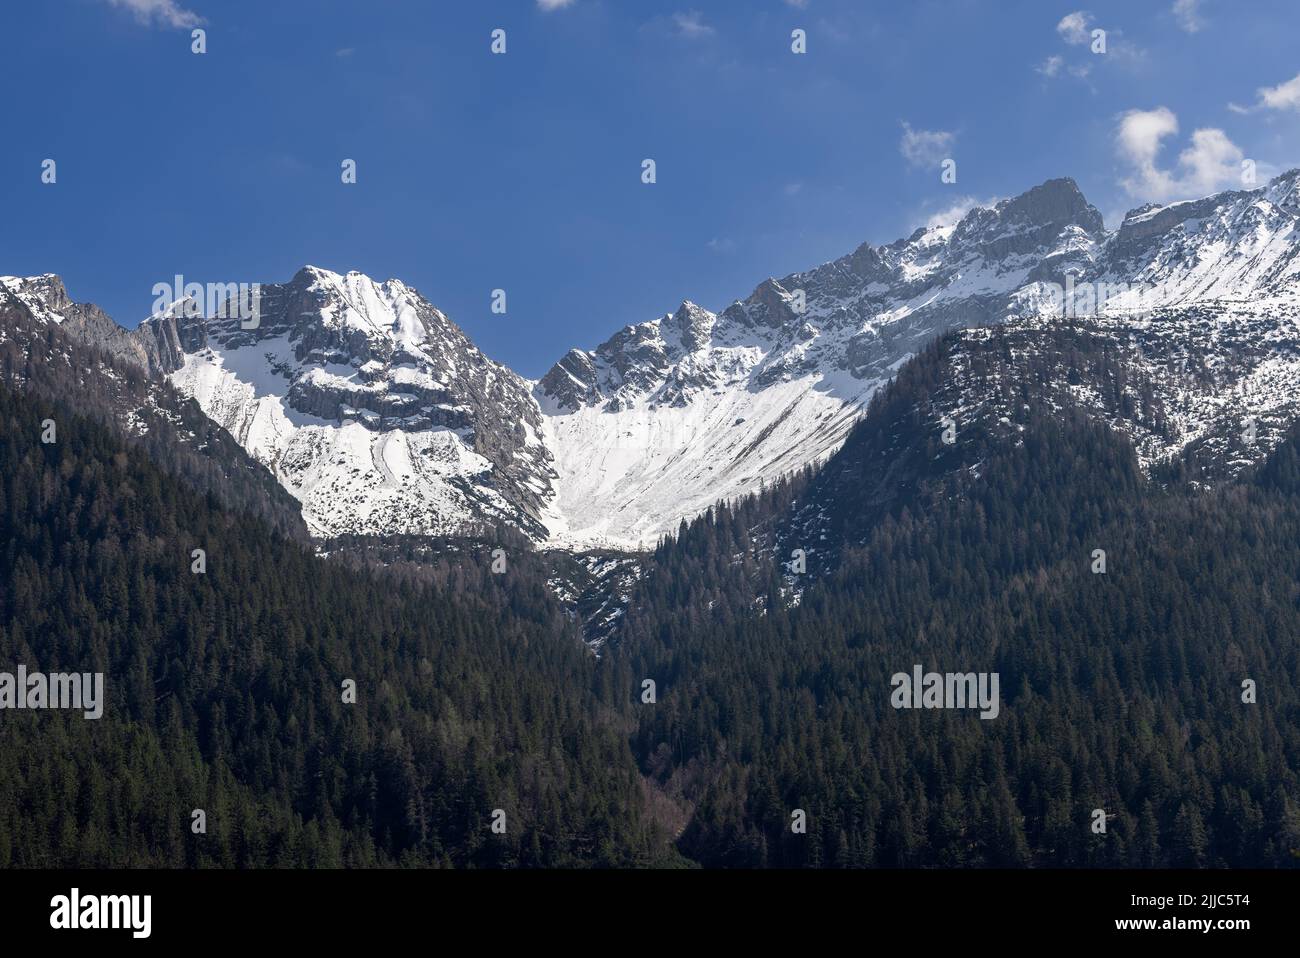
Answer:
[1117,106,1180,171]
[1042,11,1138,78]
[1037,55,1064,77]
[784,182,804,196]
[537,0,576,10]
[1177,129,1244,191]
[672,11,715,38]
[1056,11,1093,45]
[1233,72,1300,114]
[1259,73,1300,110]
[1116,106,1244,202]
[784,0,810,7]
[921,196,1000,230]
[707,236,736,253]
[104,0,203,28]
[899,122,954,169]
[1172,0,1204,33]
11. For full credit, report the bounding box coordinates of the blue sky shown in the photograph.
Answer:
[1,0,1297,377]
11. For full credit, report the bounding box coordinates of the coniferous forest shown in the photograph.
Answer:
[611,342,1300,868]
[2,331,1300,868]
[0,387,664,867]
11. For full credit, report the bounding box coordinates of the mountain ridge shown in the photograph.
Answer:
[5,168,1299,550]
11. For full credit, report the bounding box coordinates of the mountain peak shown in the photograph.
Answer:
[1265,167,1300,210]
[668,300,715,351]
[292,263,402,291]
[739,277,799,328]
[0,271,61,284]
[292,263,335,284]
[0,273,74,326]
[22,167,1288,552]
[291,264,413,294]
[149,265,553,541]
[993,176,1104,234]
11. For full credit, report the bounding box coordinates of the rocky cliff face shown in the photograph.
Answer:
[8,170,1299,551]
[1,273,179,375]
[536,177,1112,547]
[0,274,308,538]
[536,171,1300,548]
[138,266,556,539]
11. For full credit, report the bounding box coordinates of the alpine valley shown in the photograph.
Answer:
[6,170,1300,870]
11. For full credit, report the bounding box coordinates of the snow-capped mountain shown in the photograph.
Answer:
[778,297,1300,581]
[139,266,556,539]
[538,177,1111,547]
[6,170,1299,552]
[539,171,1300,549]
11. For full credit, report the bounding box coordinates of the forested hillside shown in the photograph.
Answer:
[604,334,1300,867]
[0,385,666,867]
[0,297,307,539]
[4,325,1300,869]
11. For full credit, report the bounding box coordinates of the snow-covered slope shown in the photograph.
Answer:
[142,266,556,539]
[10,170,1300,551]
[538,177,1106,547]
[538,171,1300,548]
[536,300,877,548]
[950,301,1300,480]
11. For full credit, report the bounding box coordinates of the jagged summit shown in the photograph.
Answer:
[1266,167,1300,205]
[0,273,71,321]
[8,171,1300,550]
[996,176,1103,231]
[536,171,1300,547]
[141,264,556,540]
